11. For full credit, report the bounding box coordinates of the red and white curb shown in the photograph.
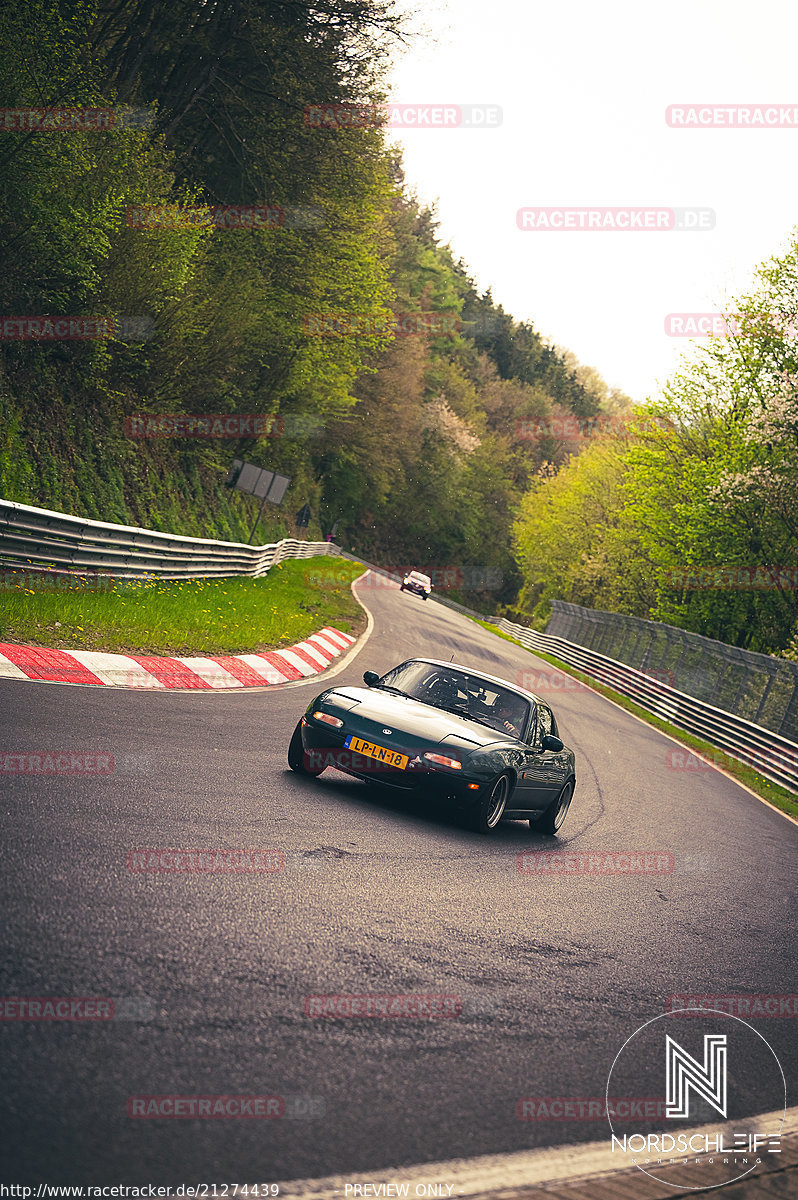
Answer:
[0,627,356,689]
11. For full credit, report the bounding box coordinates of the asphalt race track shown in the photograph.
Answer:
[1,574,796,1185]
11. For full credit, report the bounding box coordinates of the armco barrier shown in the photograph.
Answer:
[547,599,798,742]
[496,617,798,795]
[3,504,794,793]
[337,554,797,792]
[0,499,336,579]
[307,554,798,794]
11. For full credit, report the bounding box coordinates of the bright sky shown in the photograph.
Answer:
[385,0,798,401]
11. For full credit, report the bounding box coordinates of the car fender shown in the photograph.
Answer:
[471,747,520,785]
[304,689,327,713]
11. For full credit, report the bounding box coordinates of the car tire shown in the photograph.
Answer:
[530,779,574,835]
[288,721,326,777]
[423,594,428,600]
[467,772,511,834]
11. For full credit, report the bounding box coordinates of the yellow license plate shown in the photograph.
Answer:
[345,736,409,770]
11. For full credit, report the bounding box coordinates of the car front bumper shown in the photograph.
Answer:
[299,717,485,806]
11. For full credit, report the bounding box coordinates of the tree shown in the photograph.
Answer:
[513,433,655,625]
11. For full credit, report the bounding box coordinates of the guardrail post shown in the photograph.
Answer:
[753,668,777,727]
[778,680,798,741]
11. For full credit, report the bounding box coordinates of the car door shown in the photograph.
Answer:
[516,702,566,809]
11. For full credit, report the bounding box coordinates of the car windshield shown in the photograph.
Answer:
[376,661,531,737]
[408,573,430,584]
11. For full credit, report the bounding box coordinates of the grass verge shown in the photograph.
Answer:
[471,619,798,820]
[0,559,367,656]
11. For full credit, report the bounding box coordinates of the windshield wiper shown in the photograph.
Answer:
[430,701,472,719]
[377,684,410,697]
[468,713,502,732]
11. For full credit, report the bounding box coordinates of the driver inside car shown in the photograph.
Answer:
[487,693,524,738]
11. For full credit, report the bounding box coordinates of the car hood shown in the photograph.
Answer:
[324,686,509,749]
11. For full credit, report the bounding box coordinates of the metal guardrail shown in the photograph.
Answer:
[286,552,798,794]
[3,504,795,793]
[497,618,798,795]
[337,555,797,791]
[0,499,336,579]
[547,598,798,742]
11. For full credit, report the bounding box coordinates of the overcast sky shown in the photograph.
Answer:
[384,0,798,401]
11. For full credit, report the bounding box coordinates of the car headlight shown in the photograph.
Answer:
[423,752,462,770]
[312,711,344,728]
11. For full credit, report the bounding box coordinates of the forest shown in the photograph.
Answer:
[0,0,795,652]
[0,0,620,610]
[514,239,798,656]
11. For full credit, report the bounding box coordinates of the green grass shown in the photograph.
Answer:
[0,558,368,656]
[471,618,798,820]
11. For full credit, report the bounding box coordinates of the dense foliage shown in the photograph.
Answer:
[514,235,798,655]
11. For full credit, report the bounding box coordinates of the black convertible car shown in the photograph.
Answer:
[288,657,576,834]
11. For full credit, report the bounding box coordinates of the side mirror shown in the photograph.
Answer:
[363,671,380,687]
[541,733,564,752]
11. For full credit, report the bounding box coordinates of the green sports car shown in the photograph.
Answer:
[288,657,576,834]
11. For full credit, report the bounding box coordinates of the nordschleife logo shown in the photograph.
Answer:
[606,1010,785,1191]
[665,1034,727,1119]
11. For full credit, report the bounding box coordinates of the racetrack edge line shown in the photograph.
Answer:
[0,572,374,693]
[263,569,375,693]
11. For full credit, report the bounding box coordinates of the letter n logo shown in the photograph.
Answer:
[665,1034,727,1118]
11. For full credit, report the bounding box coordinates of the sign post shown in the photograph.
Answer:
[295,503,311,539]
[224,459,291,543]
